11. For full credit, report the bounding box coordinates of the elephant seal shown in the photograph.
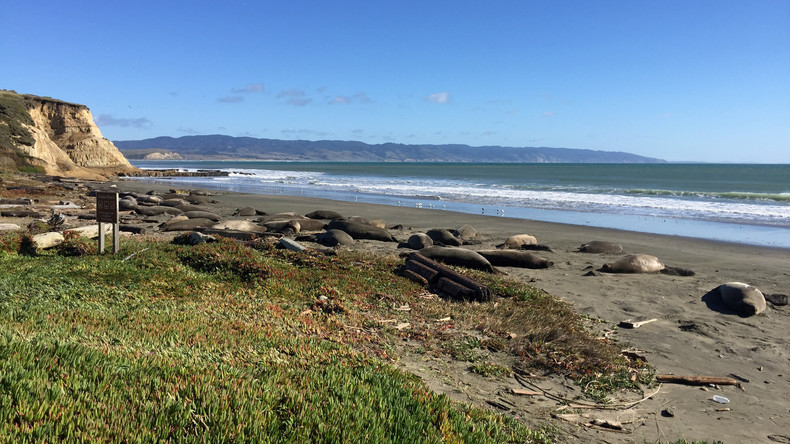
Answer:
[306,210,344,220]
[426,229,463,246]
[119,198,139,211]
[717,282,767,316]
[136,206,183,216]
[326,219,397,242]
[263,220,301,234]
[293,219,327,232]
[578,241,624,254]
[261,212,308,222]
[210,220,267,233]
[183,211,222,222]
[234,206,258,217]
[600,254,664,273]
[136,195,163,204]
[478,250,554,269]
[316,229,354,247]
[497,234,538,249]
[348,216,387,229]
[407,233,434,250]
[418,246,496,273]
[453,224,478,241]
[160,217,217,232]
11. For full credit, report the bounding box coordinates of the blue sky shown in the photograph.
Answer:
[2,1,788,163]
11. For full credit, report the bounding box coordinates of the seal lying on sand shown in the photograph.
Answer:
[326,219,397,242]
[478,250,553,269]
[407,233,434,249]
[716,282,767,316]
[418,246,497,273]
[426,229,463,246]
[316,229,354,247]
[601,254,664,273]
[598,254,695,276]
[306,210,344,220]
[497,234,538,249]
[578,241,624,254]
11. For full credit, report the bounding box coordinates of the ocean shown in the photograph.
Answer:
[128,161,790,249]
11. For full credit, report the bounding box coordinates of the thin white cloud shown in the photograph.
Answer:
[232,83,265,93]
[330,96,351,104]
[277,89,312,106]
[95,114,152,128]
[542,111,555,117]
[178,126,200,134]
[330,92,371,105]
[427,92,451,104]
[218,96,244,103]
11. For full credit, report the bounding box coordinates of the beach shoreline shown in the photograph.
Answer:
[109,178,790,443]
[122,171,790,249]
[3,174,788,443]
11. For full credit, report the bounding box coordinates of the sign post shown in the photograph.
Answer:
[96,191,120,254]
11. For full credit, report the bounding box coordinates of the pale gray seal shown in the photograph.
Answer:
[478,250,554,269]
[578,241,624,254]
[183,211,222,221]
[497,234,538,249]
[600,254,664,273]
[160,217,216,232]
[717,282,767,316]
[453,224,478,241]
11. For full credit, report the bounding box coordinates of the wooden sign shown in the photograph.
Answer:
[96,191,119,223]
[96,191,120,253]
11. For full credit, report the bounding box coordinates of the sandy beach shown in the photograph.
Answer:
[4,175,789,443]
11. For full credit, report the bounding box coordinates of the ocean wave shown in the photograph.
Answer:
[133,164,790,227]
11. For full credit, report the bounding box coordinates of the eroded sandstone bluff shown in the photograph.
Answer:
[0,90,138,179]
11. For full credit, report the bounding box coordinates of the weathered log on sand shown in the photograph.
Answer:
[655,375,738,386]
[403,252,492,302]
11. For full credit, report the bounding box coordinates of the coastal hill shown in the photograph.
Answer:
[0,90,138,179]
[116,135,665,163]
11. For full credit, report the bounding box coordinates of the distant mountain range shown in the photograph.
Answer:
[114,135,665,163]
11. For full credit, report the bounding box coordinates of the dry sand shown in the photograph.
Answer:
[6,176,789,443]
[114,180,790,444]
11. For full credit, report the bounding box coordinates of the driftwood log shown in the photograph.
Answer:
[655,375,738,386]
[403,252,492,302]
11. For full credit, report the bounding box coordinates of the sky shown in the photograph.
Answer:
[2,1,789,163]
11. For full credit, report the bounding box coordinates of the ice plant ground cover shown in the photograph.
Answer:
[0,233,665,443]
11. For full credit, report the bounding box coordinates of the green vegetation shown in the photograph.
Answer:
[0,233,653,442]
[0,90,35,147]
[0,90,43,173]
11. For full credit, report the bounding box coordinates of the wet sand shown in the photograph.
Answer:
[4,175,788,443]
[111,179,789,444]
